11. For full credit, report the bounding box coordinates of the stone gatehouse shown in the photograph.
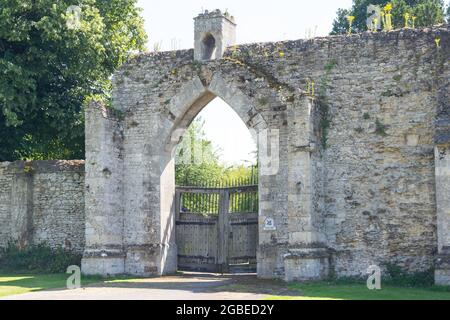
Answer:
[0,10,449,284]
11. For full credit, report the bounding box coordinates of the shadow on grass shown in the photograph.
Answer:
[0,272,290,297]
[86,273,265,295]
[2,272,450,300]
[0,272,108,297]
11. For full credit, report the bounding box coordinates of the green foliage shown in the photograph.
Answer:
[280,282,450,300]
[0,242,81,273]
[414,0,446,26]
[319,107,331,149]
[324,59,339,72]
[175,117,258,186]
[447,1,450,21]
[178,166,259,215]
[0,0,147,161]
[258,96,269,106]
[332,0,388,34]
[330,0,446,35]
[375,119,388,136]
[384,263,435,287]
[391,0,414,28]
[317,59,338,149]
[0,273,107,298]
[381,89,395,96]
[175,117,223,185]
[331,9,352,35]
[175,118,258,215]
[222,165,258,183]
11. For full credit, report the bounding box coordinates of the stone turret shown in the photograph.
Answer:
[194,9,236,61]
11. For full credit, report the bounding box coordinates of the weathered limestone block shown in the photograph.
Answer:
[435,145,450,285]
[81,102,125,276]
[284,248,330,282]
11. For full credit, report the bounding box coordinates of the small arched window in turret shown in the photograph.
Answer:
[201,33,216,60]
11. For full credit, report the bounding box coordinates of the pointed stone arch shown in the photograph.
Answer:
[82,58,326,280]
[164,74,268,154]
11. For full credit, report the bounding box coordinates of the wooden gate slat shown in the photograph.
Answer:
[175,185,257,273]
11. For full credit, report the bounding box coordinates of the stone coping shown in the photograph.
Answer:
[0,160,85,173]
[123,25,449,66]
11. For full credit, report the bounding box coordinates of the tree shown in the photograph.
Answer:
[391,0,414,28]
[175,118,223,186]
[447,2,450,21]
[331,8,352,35]
[0,0,147,161]
[330,0,446,35]
[414,0,445,26]
[175,118,258,186]
[175,118,259,214]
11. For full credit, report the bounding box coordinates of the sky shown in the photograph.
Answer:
[136,0,353,165]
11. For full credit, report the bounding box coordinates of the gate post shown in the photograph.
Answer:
[283,96,329,282]
[81,102,125,276]
[435,144,450,285]
[218,189,230,273]
[175,190,181,221]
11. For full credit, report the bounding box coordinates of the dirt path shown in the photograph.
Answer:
[2,273,297,300]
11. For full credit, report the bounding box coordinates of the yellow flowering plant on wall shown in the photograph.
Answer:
[412,16,417,28]
[403,13,416,29]
[381,3,393,31]
[371,18,379,32]
[274,44,286,58]
[404,13,410,28]
[384,3,392,12]
[306,79,315,97]
[347,15,355,35]
[231,45,238,58]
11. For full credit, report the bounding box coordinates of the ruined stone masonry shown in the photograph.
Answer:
[0,161,85,253]
[0,10,449,284]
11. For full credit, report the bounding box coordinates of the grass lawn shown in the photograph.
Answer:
[267,282,450,300]
[0,273,104,298]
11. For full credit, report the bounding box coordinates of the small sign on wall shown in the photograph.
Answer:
[264,217,276,231]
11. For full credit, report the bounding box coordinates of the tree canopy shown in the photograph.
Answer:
[0,0,147,161]
[175,117,257,187]
[176,117,223,185]
[330,0,447,35]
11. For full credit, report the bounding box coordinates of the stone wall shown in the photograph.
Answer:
[85,25,449,280]
[0,161,85,253]
[0,163,14,248]
[228,26,449,276]
[1,24,448,282]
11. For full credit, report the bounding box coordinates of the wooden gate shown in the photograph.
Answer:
[175,184,258,273]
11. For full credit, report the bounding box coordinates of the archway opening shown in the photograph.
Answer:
[201,33,216,60]
[173,97,259,274]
